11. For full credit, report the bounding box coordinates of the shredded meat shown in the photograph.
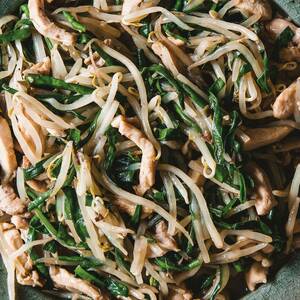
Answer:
[152,41,182,76]
[245,162,277,215]
[111,115,156,196]
[23,56,51,76]
[236,0,272,21]
[28,0,76,46]
[241,126,293,151]
[169,287,193,300]
[273,81,297,119]
[0,184,26,215]
[1,223,43,287]
[50,266,105,300]
[0,117,17,183]
[11,215,29,230]
[266,18,300,62]
[280,46,300,62]
[245,262,268,291]
[112,197,152,218]
[188,159,206,188]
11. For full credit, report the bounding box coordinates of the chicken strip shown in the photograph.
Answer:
[112,197,152,218]
[241,126,293,151]
[1,223,43,287]
[28,0,76,46]
[169,287,193,300]
[0,117,17,183]
[236,0,272,21]
[245,262,268,291]
[23,57,51,76]
[0,184,26,215]
[245,162,277,215]
[111,115,156,196]
[50,266,105,300]
[273,81,297,119]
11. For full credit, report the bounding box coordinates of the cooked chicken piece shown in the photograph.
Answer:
[245,262,268,291]
[111,115,156,196]
[1,223,43,287]
[50,266,105,300]
[236,0,272,21]
[23,57,51,76]
[169,287,193,300]
[245,162,277,215]
[154,221,179,251]
[28,0,76,46]
[241,126,293,151]
[273,81,298,119]
[112,197,152,218]
[0,117,17,183]
[266,18,300,44]
[152,41,182,76]
[279,46,300,62]
[11,215,29,230]
[0,184,26,215]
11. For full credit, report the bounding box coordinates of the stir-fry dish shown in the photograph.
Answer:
[0,0,300,299]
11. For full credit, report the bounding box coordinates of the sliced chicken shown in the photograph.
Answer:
[23,57,51,76]
[273,81,297,119]
[1,223,43,287]
[236,0,272,21]
[279,46,300,62]
[112,197,152,218]
[155,220,179,250]
[0,117,17,183]
[152,41,182,76]
[11,215,29,230]
[245,262,268,291]
[266,18,300,44]
[169,287,193,300]
[28,0,76,46]
[241,126,293,151]
[50,266,105,300]
[111,115,156,196]
[0,184,26,215]
[147,221,179,258]
[188,159,206,188]
[245,162,277,215]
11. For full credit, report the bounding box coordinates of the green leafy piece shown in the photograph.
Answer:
[58,256,103,268]
[63,187,89,241]
[20,4,29,18]
[77,33,92,44]
[114,248,131,273]
[68,128,81,145]
[92,44,118,66]
[104,126,118,170]
[208,78,225,164]
[75,266,129,297]
[43,240,57,253]
[131,205,142,225]
[143,64,185,107]
[181,82,206,108]
[183,0,205,13]
[28,190,51,211]
[155,127,184,141]
[173,102,200,131]
[0,27,31,44]
[63,11,86,33]
[276,26,295,48]
[154,256,201,272]
[26,74,95,95]
[256,51,270,93]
